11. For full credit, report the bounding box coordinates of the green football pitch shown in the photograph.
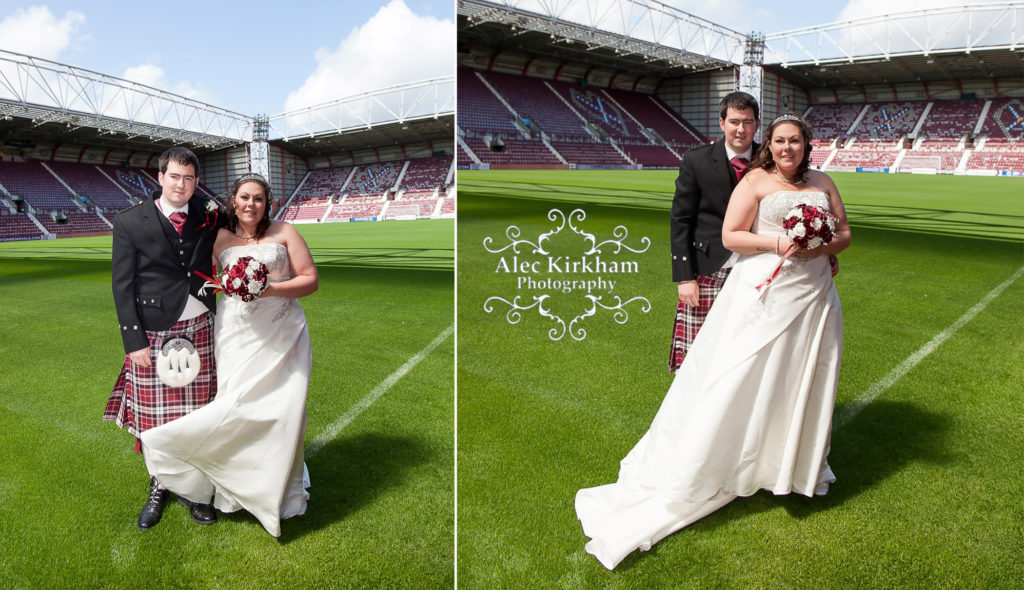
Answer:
[456,170,1023,588]
[0,219,454,588]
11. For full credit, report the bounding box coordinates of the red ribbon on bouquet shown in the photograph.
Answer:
[755,244,796,293]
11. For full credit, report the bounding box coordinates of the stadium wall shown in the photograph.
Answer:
[268,145,309,205]
[808,78,1024,104]
[0,143,159,168]
[760,70,811,123]
[199,145,249,198]
[658,69,736,138]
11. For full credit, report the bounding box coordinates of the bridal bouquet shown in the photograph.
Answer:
[197,256,269,302]
[782,204,836,250]
[756,204,836,294]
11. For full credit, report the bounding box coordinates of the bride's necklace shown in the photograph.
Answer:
[774,168,805,185]
[233,228,257,240]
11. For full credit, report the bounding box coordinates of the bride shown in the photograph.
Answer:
[141,172,318,537]
[575,114,852,570]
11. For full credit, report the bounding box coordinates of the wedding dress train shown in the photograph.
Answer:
[575,191,843,569]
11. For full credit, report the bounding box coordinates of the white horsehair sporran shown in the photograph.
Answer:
[157,336,201,387]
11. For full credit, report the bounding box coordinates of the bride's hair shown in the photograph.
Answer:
[749,114,814,183]
[225,173,273,239]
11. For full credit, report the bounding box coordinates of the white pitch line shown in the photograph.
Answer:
[306,324,453,457]
[834,264,1024,429]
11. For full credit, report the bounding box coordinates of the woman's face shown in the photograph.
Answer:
[233,181,267,226]
[770,122,805,172]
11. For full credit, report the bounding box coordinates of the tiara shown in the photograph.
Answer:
[235,172,268,184]
[772,114,802,125]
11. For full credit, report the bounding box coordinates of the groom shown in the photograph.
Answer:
[105,147,220,530]
[669,91,760,371]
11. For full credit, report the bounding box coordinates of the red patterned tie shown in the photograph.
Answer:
[730,156,749,181]
[169,211,186,235]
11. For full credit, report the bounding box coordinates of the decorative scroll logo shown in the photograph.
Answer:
[483,208,651,341]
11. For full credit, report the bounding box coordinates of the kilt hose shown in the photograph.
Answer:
[668,267,731,372]
[105,312,217,440]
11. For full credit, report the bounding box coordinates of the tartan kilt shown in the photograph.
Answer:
[669,267,731,372]
[104,312,217,437]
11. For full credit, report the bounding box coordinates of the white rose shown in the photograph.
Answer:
[811,218,822,230]
[248,280,263,294]
[232,277,243,289]
[807,237,822,249]
[791,224,807,237]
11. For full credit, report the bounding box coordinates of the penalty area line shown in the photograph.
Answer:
[834,264,1024,429]
[306,324,453,458]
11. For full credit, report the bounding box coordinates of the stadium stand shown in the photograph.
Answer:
[965,149,1024,172]
[278,201,331,222]
[292,166,354,202]
[0,160,79,210]
[805,103,863,142]
[981,97,1024,141]
[36,211,111,234]
[853,101,926,142]
[350,162,401,197]
[549,139,628,166]
[604,88,703,149]
[401,155,452,190]
[457,67,522,135]
[552,80,641,142]
[324,196,385,221]
[918,99,985,143]
[0,211,45,241]
[826,145,900,170]
[463,136,562,166]
[483,71,590,139]
[622,144,680,168]
[48,162,134,210]
[100,165,160,203]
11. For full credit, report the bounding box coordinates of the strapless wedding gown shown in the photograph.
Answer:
[141,242,312,537]
[575,191,843,569]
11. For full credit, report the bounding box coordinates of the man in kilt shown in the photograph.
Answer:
[105,147,220,530]
[669,92,760,371]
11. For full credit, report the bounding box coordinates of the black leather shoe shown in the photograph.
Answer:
[137,477,169,531]
[177,496,217,525]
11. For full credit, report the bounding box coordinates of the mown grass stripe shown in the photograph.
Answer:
[835,263,1024,429]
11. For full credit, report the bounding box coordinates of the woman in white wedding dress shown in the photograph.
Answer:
[575,114,852,569]
[141,173,318,537]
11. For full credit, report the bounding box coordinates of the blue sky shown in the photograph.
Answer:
[0,0,454,116]
[0,0,997,117]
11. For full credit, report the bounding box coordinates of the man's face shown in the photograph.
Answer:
[158,161,198,209]
[719,107,759,154]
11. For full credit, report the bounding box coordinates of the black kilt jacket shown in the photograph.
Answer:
[111,194,218,354]
[670,139,759,283]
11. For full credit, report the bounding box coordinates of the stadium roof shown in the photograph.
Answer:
[0,49,249,151]
[765,2,1024,87]
[0,51,454,159]
[458,0,746,77]
[267,77,455,157]
[459,0,1024,89]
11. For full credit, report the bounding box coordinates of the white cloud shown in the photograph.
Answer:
[0,5,85,60]
[835,0,993,22]
[829,0,1011,55]
[121,63,211,103]
[283,0,454,113]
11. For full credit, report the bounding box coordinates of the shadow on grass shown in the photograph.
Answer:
[311,246,454,271]
[277,432,432,543]
[616,401,953,570]
[846,204,1024,242]
[0,258,111,285]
